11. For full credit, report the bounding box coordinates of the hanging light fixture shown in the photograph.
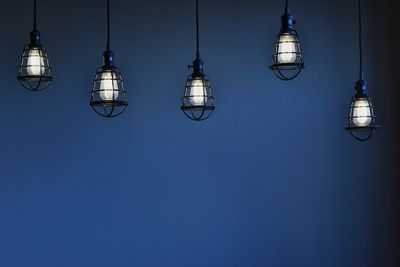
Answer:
[17,0,52,92]
[345,0,379,141]
[269,0,304,81]
[90,0,128,118]
[181,0,215,121]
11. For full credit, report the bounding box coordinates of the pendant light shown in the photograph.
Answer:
[90,0,128,118]
[181,0,215,121]
[345,0,379,141]
[18,0,52,92]
[269,0,304,81]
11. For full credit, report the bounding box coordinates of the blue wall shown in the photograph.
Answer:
[0,0,398,266]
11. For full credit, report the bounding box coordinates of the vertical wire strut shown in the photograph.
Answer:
[107,0,111,51]
[196,0,200,59]
[358,0,363,80]
[33,0,37,30]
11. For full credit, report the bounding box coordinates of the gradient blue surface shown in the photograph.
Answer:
[0,0,399,266]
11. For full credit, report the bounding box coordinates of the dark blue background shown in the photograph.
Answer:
[0,0,399,266]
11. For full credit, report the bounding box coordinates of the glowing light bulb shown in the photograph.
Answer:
[99,72,119,101]
[27,49,45,76]
[351,99,372,127]
[189,78,207,106]
[277,34,297,64]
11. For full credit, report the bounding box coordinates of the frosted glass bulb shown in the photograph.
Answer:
[189,79,206,106]
[99,72,119,101]
[351,99,372,127]
[277,35,297,64]
[27,49,45,76]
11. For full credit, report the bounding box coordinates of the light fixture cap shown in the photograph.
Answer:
[355,79,368,98]
[103,50,115,69]
[281,13,296,32]
[189,58,204,76]
[29,30,41,47]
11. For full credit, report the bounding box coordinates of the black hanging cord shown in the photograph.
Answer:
[107,0,111,51]
[196,0,200,59]
[33,0,37,30]
[358,0,363,80]
[285,0,289,14]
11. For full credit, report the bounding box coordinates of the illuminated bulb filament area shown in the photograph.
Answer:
[351,99,372,127]
[189,78,207,106]
[27,49,45,76]
[277,34,297,64]
[99,72,119,101]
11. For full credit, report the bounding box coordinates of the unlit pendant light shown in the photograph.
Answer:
[181,0,215,121]
[345,0,379,141]
[269,0,304,81]
[18,0,52,92]
[90,0,128,118]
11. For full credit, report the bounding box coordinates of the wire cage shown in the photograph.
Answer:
[17,45,52,92]
[269,31,304,81]
[345,95,378,141]
[181,73,215,121]
[90,67,128,118]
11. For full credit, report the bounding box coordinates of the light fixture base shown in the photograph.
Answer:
[29,30,41,47]
[189,58,204,76]
[103,50,115,69]
[355,79,368,97]
[281,13,296,32]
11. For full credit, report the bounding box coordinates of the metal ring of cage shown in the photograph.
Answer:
[345,96,379,141]
[181,102,215,121]
[90,67,128,118]
[346,126,377,142]
[17,45,53,92]
[181,74,215,121]
[269,31,304,81]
